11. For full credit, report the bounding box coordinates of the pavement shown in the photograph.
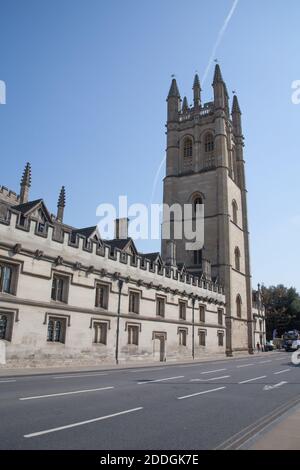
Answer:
[0,350,299,450]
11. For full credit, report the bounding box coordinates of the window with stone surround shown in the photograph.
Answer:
[47,316,66,343]
[93,322,108,345]
[179,300,187,320]
[128,290,140,314]
[128,324,139,345]
[199,304,206,323]
[232,200,238,224]
[218,308,224,325]
[156,296,166,318]
[178,328,187,346]
[218,331,224,346]
[95,283,109,310]
[0,262,17,295]
[199,329,206,346]
[0,312,13,341]
[51,274,69,303]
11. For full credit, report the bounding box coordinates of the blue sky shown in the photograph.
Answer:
[0,0,299,290]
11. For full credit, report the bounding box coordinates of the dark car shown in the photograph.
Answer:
[264,341,274,351]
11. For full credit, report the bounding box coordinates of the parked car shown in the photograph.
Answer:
[264,341,274,351]
[291,339,300,351]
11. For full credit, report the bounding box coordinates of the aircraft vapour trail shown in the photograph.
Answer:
[202,0,239,85]
[150,0,239,205]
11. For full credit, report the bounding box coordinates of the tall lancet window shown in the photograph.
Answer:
[204,133,214,153]
[236,295,242,318]
[183,137,193,159]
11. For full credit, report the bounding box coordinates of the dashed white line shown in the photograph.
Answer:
[263,381,287,391]
[239,376,267,384]
[19,386,114,400]
[258,360,272,364]
[191,375,230,382]
[201,369,227,375]
[236,363,254,368]
[138,376,184,385]
[0,379,16,383]
[177,386,226,400]
[52,373,108,379]
[274,369,291,375]
[24,407,144,438]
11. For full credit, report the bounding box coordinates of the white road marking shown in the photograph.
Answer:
[201,369,227,375]
[52,373,108,379]
[191,375,230,382]
[263,381,287,391]
[258,360,272,364]
[24,407,143,438]
[236,363,254,368]
[138,376,184,385]
[275,357,285,361]
[274,369,291,375]
[239,375,267,384]
[0,379,16,383]
[19,386,114,401]
[177,386,226,400]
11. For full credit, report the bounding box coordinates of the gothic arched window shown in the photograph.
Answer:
[204,133,214,153]
[234,247,241,271]
[193,196,203,215]
[183,137,193,159]
[232,200,238,224]
[236,295,242,318]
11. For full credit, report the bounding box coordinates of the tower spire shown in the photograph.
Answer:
[232,94,242,136]
[20,162,31,204]
[193,73,201,108]
[57,186,66,223]
[182,96,189,113]
[212,64,228,112]
[167,77,181,122]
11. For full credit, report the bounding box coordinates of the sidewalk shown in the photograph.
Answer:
[250,405,300,450]
[0,350,269,378]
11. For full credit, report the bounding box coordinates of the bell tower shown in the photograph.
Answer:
[161,66,253,355]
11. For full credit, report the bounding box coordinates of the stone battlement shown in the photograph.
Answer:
[0,186,19,204]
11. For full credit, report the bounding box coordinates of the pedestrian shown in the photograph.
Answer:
[256,342,260,352]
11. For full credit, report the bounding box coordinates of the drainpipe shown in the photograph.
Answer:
[192,296,195,360]
[115,278,123,365]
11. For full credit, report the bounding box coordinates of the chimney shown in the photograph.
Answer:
[114,218,129,239]
[166,240,176,266]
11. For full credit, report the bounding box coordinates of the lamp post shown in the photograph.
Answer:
[115,278,123,365]
[192,296,195,360]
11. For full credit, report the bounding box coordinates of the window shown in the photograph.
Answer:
[128,325,139,345]
[37,209,46,233]
[129,291,140,314]
[236,295,242,318]
[218,332,224,346]
[183,137,193,158]
[51,275,68,303]
[199,305,206,323]
[179,329,187,346]
[179,301,186,320]
[47,317,66,343]
[93,322,108,345]
[232,200,238,224]
[156,296,165,317]
[193,249,202,265]
[234,247,241,271]
[0,313,13,341]
[199,330,206,346]
[204,133,214,153]
[218,309,223,325]
[95,283,109,309]
[0,263,15,294]
[259,320,262,332]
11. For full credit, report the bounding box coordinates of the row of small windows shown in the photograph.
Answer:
[183,133,214,159]
[0,311,224,348]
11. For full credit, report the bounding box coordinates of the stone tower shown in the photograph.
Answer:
[161,65,253,355]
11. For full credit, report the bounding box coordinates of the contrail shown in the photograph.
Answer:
[202,0,239,85]
[150,0,239,204]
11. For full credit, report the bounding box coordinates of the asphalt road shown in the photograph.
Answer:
[0,351,299,450]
